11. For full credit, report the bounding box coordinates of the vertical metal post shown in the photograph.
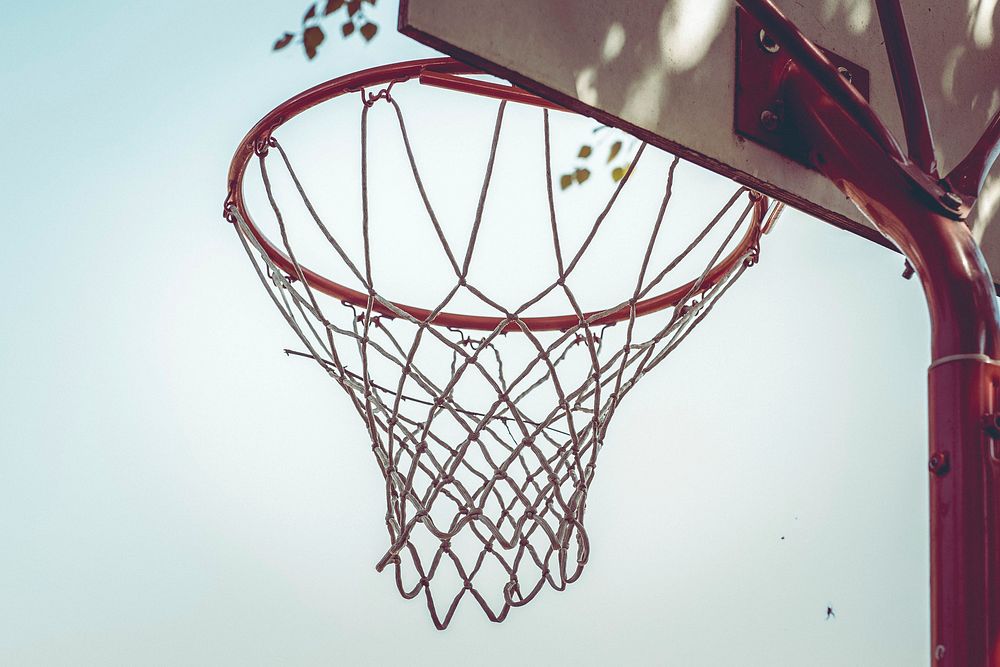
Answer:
[928,357,1000,664]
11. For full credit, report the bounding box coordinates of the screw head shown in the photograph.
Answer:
[929,452,950,475]
[837,66,853,83]
[940,191,962,210]
[758,29,780,53]
[760,109,781,131]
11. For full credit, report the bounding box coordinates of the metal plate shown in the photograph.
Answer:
[734,8,870,166]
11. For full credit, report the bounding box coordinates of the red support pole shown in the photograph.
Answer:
[928,357,1000,665]
[873,0,938,176]
[777,62,1000,666]
[948,108,1000,200]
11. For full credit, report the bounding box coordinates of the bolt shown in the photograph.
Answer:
[983,414,1000,438]
[760,108,781,131]
[758,29,780,53]
[928,452,950,476]
[837,66,853,83]
[940,191,962,210]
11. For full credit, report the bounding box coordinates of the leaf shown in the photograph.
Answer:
[611,165,629,182]
[578,145,592,158]
[347,0,361,16]
[559,174,573,190]
[273,32,295,50]
[303,3,317,23]
[574,168,591,184]
[607,140,622,163]
[303,25,325,58]
[360,22,378,41]
[324,0,344,14]
[342,21,355,36]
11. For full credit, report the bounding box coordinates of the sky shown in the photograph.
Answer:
[0,1,954,665]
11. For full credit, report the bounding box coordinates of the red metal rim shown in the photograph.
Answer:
[225,57,768,332]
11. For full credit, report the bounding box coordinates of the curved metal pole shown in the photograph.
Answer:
[733,1,1000,660]
[781,62,1000,666]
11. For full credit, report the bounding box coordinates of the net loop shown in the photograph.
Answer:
[350,76,406,107]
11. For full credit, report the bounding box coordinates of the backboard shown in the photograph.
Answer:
[399,0,1000,282]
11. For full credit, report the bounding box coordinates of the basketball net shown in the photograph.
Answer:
[226,64,782,628]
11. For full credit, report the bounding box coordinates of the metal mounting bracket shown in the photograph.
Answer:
[735,8,870,166]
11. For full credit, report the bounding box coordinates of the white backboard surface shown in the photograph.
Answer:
[400,0,1000,283]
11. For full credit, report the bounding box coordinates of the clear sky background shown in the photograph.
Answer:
[0,1,952,665]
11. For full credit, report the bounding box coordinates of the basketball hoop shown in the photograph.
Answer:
[225,58,782,628]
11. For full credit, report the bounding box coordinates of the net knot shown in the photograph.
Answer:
[440,540,452,552]
[415,443,428,454]
[678,300,700,318]
[222,199,238,224]
[253,135,276,157]
[447,327,478,347]
[356,79,401,107]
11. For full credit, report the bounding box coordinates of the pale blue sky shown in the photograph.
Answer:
[1,2,939,665]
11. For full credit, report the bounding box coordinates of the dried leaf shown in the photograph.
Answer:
[578,145,592,158]
[303,25,325,58]
[324,0,344,14]
[342,21,355,36]
[607,140,622,163]
[559,174,573,190]
[273,32,295,50]
[347,0,361,16]
[575,168,591,184]
[360,22,378,41]
[303,3,317,23]
[611,165,629,182]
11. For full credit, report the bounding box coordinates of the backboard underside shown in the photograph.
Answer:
[399,0,1000,284]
